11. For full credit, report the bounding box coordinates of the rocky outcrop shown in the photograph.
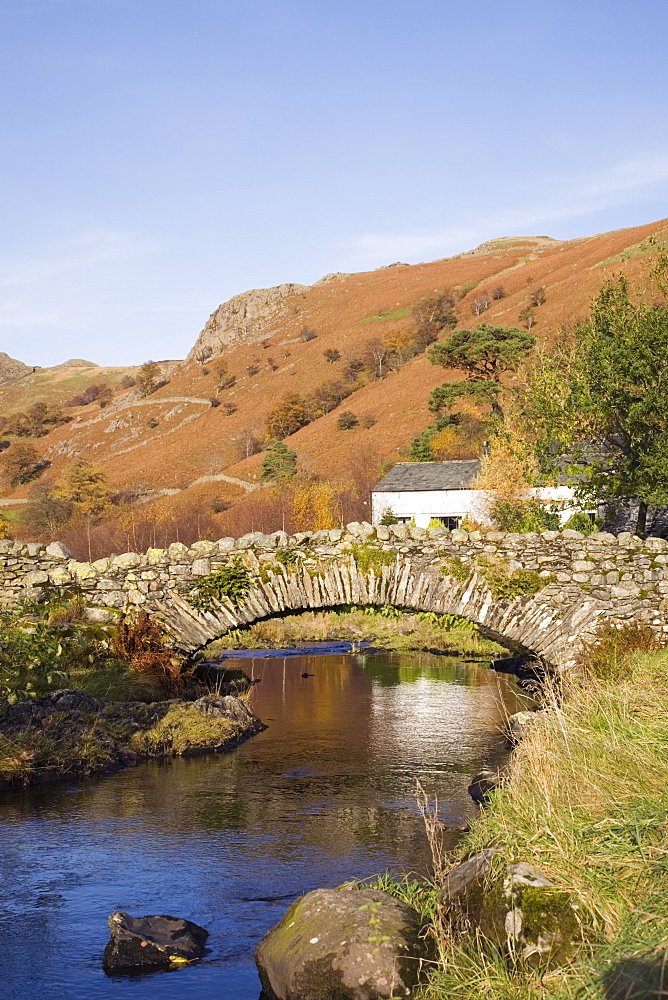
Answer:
[0,352,31,384]
[255,887,431,1000]
[187,283,309,361]
[103,911,208,974]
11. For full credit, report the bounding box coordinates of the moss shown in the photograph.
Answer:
[276,547,299,567]
[351,543,396,573]
[129,703,237,755]
[439,558,470,583]
[518,886,579,946]
[478,559,554,599]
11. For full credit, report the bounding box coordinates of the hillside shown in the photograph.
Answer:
[1,215,667,552]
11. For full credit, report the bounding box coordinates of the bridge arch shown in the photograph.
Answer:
[1,524,666,672]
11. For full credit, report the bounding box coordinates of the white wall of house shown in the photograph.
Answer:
[371,485,581,528]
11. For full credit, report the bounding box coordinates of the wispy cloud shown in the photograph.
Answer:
[0,228,153,290]
[350,150,668,264]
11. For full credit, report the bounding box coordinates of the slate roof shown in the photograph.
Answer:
[373,461,482,493]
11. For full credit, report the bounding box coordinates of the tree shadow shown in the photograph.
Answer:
[602,955,668,1000]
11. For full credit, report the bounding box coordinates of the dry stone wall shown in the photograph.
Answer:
[1,523,667,671]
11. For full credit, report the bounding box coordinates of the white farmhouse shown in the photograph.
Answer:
[371,461,580,529]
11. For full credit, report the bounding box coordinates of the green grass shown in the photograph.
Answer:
[379,642,668,999]
[206,607,502,656]
[359,306,412,323]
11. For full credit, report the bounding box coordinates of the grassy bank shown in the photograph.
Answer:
[375,633,668,999]
[0,691,262,788]
[206,606,503,658]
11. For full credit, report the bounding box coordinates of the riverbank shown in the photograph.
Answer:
[205,607,504,658]
[0,688,264,788]
[374,627,668,999]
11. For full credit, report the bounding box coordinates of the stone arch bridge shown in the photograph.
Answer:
[1,523,667,671]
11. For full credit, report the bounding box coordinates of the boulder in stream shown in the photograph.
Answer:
[255,886,430,1000]
[102,910,208,974]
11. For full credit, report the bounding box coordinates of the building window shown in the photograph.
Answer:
[432,516,461,530]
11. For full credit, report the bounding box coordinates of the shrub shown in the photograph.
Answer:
[222,402,237,416]
[492,286,507,300]
[147,418,159,429]
[479,559,553,599]
[276,547,299,567]
[361,413,376,428]
[121,375,136,389]
[380,508,399,525]
[324,348,340,363]
[210,397,221,407]
[563,511,597,535]
[351,543,395,573]
[261,441,297,481]
[300,327,317,342]
[111,611,186,696]
[581,622,664,681]
[337,411,358,430]
[530,286,547,307]
[439,558,470,583]
[190,560,252,610]
[210,498,230,513]
[246,364,260,377]
[267,358,279,371]
[492,499,560,533]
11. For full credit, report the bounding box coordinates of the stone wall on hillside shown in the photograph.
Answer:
[1,525,667,670]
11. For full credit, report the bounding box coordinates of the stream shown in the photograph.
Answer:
[0,650,532,999]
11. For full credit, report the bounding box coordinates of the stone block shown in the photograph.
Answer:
[111,552,142,569]
[24,570,49,587]
[46,541,72,560]
[215,537,236,551]
[191,558,211,576]
[167,542,189,560]
[146,548,166,565]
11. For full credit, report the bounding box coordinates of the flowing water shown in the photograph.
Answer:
[0,650,531,999]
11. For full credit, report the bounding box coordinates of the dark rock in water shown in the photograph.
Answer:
[193,694,265,730]
[102,910,208,974]
[506,710,540,745]
[255,886,430,1000]
[468,768,503,804]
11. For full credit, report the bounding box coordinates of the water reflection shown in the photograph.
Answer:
[0,651,531,1000]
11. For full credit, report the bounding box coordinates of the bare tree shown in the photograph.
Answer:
[472,291,491,316]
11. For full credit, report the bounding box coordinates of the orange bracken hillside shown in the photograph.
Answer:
[1,216,667,532]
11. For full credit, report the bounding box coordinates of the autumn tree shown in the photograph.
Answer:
[265,393,309,439]
[56,459,112,558]
[22,482,74,536]
[1,443,47,487]
[412,291,457,346]
[137,361,162,397]
[472,436,559,532]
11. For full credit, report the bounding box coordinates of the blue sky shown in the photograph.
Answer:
[1,0,667,366]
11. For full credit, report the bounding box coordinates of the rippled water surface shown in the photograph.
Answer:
[0,651,530,999]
